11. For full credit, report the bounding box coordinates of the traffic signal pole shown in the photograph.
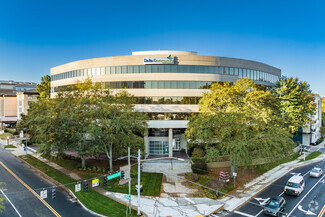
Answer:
[137,149,141,215]
[128,147,131,214]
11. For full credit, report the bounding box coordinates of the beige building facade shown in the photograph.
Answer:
[17,90,39,120]
[0,95,18,129]
[51,51,281,157]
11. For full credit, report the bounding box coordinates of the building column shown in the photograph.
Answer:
[144,128,149,158]
[168,128,173,157]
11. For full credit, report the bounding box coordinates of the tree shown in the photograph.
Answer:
[20,78,148,169]
[274,77,315,134]
[186,78,294,172]
[91,91,148,172]
[36,75,51,98]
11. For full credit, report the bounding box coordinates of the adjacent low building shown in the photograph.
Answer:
[17,89,39,120]
[50,50,281,158]
[294,95,322,146]
[0,80,37,129]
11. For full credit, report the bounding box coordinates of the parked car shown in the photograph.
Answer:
[284,175,305,196]
[263,197,286,216]
[310,167,323,178]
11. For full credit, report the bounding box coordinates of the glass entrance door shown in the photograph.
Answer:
[173,138,180,151]
[149,141,169,155]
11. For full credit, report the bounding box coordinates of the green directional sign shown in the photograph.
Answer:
[107,172,121,181]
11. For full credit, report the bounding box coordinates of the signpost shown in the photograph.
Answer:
[40,189,47,199]
[75,183,81,192]
[92,178,99,187]
[219,171,230,182]
[233,172,237,188]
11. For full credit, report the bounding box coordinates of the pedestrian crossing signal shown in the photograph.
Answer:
[51,188,56,199]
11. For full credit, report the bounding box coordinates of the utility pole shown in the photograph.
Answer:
[137,149,141,215]
[128,147,131,214]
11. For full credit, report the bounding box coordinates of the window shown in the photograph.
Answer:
[145,65,151,73]
[122,66,127,73]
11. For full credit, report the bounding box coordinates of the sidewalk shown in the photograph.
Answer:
[1,138,324,217]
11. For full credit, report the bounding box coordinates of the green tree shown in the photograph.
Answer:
[274,77,315,134]
[20,78,148,169]
[92,91,148,172]
[36,75,51,98]
[186,78,294,172]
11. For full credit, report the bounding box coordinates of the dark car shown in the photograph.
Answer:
[263,197,286,216]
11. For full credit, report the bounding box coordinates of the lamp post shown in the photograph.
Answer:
[23,128,27,155]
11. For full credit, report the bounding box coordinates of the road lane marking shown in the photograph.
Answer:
[0,189,22,217]
[254,210,263,217]
[255,167,323,217]
[0,161,61,217]
[318,205,325,217]
[287,175,325,217]
[234,210,255,217]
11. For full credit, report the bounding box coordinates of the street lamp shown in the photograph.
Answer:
[23,128,27,155]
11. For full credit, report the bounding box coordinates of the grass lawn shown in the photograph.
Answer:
[19,155,138,217]
[299,151,322,162]
[43,154,163,197]
[4,144,16,149]
[98,170,162,196]
[42,155,80,171]
[0,133,12,140]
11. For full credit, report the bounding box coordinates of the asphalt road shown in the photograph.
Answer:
[0,141,97,217]
[225,147,325,217]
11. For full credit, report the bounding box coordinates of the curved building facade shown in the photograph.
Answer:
[51,51,281,157]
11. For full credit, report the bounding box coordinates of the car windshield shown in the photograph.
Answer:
[286,182,298,188]
[267,200,279,209]
[311,169,320,173]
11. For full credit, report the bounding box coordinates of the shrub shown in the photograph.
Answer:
[191,159,208,174]
[92,166,97,171]
[204,189,217,199]
[191,148,205,162]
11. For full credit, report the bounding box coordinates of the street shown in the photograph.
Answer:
[0,141,97,217]
[224,147,325,217]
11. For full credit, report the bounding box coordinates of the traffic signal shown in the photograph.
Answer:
[103,177,107,186]
[83,181,88,192]
[51,188,56,199]
[121,171,125,180]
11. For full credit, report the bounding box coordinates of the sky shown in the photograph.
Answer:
[0,0,324,95]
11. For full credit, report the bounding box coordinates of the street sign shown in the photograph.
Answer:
[75,183,81,192]
[40,190,47,199]
[124,194,131,200]
[219,171,230,182]
[233,172,237,177]
[107,172,121,181]
[92,178,99,187]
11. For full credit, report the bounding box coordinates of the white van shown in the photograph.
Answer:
[284,175,305,196]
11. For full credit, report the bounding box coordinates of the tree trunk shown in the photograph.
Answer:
[230,159,235,178]
[81,155,86,169]
[109,143,113,172]
[104,144,113,172]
